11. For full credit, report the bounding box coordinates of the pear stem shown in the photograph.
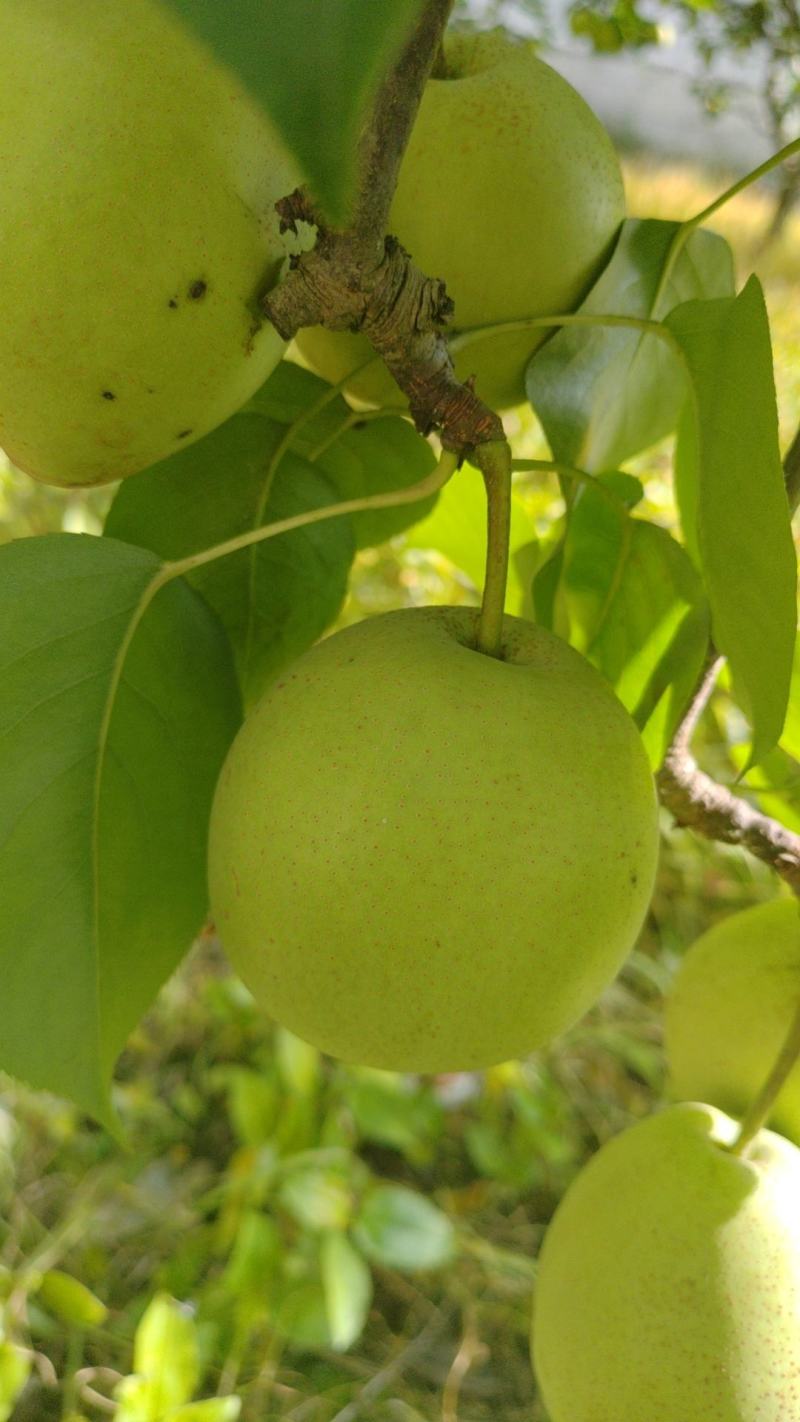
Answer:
[474,439,513,658]
[730,987,800,1156]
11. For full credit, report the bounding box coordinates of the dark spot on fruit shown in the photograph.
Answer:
[176,429,192,440]
[630,872,639,886]
[101,390,116,401]
[189,279,207,300]
[168,298,178,309]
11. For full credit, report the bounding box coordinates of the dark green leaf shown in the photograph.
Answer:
[0,535,240,1120]
[249,363,440,548]
[344,1073,444,1164]
[526,218,734,471]
[222,1212,281,1302]
[666,278,797,760]
[547,481,710,765]
[105,408,354,709]
[164,1,427,223]
[311,418,439,550]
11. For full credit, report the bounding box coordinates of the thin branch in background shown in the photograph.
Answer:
[441,1306,486,1422]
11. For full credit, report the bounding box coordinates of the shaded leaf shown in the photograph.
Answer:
[164,1,426,223]
[527,218,734,471]
[222,1211,281,1303]
[667,278,797,760]
[248,364,440,547]
[313,417,439,550]
[353,1185,454,1272]
[270,1275,331,1351]
[0,536,240,1120]
[779,639,800,765]
[537,481,710,766]
[344,1072,444,1165]
[105,413,354,710]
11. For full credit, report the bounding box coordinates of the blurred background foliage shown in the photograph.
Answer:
[2,47,800,1422]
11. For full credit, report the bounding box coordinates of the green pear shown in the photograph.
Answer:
[666,898,800,1142]
[292,29,625,412]
[208,606,658,1072]
[533,1102,800,1421]
[0,0,298,487]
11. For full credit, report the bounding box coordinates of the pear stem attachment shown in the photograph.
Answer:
[474,438,513,659]
[730,984,800,1156]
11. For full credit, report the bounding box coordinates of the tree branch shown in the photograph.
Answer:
[657,682,800,894]
[262,0,504,453]
[657,425,800,892]
[352,0,455,245]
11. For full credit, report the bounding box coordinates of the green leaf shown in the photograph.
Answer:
[344,1071,444,1164]
[222,1211,281,1303]
[406,463,536,614]
[674,400,700,565]
[735,743,800,835]
[279,1165,353,1233]
[130,1294,199,1416]
[224,1068,279,1147]
[274,1027,321,1095]
[779,638,800,764]
[526,218,734,471]
[244,361,340,426]
[105,411,354,710]
[353,1185,455,1272]
[312,416,439,550]
[320,1232,373,1352]
[730,634,800,831]
[270,1274,330,1351]
[247,363,440,548]
[0,535,240,1121]
[164,1,426,223]
[37,1270,107,1328]
[0,1340,29,1422]
[666,278,797,760]
[554,482,711,765]
[169,1399,241,1422]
